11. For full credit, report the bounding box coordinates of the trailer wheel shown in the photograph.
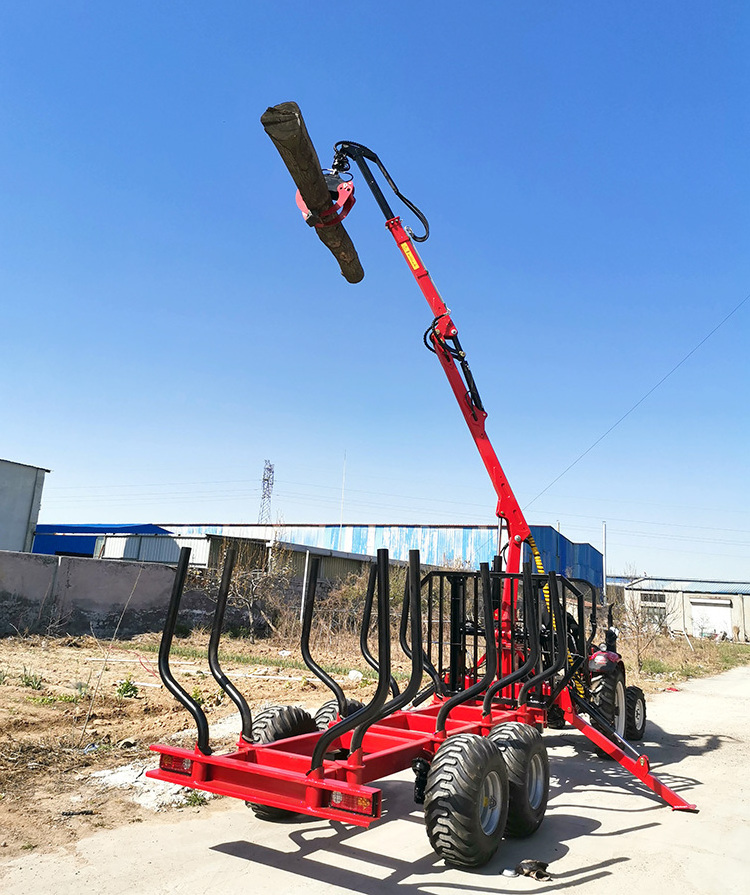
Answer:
[625,686,647,740]
[246,705,317,821]
[424,733,509,868]
[488,722,549,837]
[591,668,626,753]
[314,698,365,730]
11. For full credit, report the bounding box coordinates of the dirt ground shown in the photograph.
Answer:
[0,632,377,859]
[2,631,747,863]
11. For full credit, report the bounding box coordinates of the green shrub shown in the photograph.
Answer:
[115,675,139,699]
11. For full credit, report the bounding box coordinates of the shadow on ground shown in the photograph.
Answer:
[211,775,634,893]
[208,714,710,892]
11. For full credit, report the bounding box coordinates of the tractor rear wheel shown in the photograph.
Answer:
[488,722,549,837]
[314,698,365,730]
[591,668,626,755]
[625,686,647,739]
[424,733,509,868]
[246,705,317,821]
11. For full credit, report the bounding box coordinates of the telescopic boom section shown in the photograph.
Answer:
[384,214,531,574]
[260,106,532,576]
[324,139,532,575]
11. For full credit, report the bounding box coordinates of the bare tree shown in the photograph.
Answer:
[187,540,298,641]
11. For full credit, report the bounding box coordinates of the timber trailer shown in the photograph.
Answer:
[148,103,697,869]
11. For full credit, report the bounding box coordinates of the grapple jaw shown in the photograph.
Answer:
[261,101,364,283]
[295,171,355,228]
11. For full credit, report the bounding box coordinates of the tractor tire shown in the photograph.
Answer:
[625,686,647,740]
[590,668,626,755]
[488,722,549,838]
[424,733,509,868]
[246,705,317,821]
[314,698,366,730]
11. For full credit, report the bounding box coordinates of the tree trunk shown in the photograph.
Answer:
[261,102,364,284]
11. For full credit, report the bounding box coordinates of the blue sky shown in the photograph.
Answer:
[2,2,748,579]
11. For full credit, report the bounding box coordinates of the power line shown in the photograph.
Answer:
[524,290,750,510]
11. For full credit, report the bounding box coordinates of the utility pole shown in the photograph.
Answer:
[602,521,607,604]
[258,460,274,525]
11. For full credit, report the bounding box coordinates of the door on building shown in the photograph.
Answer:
[690,599,732,638]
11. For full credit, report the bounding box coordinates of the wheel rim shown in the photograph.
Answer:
[613,681,626,736]
[527,753,545,810]
[479,770,504,834]
[633,697,645,730]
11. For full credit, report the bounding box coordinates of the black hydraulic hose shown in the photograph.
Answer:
[310,549,393,771]
[207,547,253,743]
[158,547,211,755]
[300,556,349,713]
[332,141,430,241]
[482,563,541,713]
[436,563,496,734]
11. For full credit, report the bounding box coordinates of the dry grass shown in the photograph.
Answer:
[618,632,750,692]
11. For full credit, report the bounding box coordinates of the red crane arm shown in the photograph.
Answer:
[384,216,530,573]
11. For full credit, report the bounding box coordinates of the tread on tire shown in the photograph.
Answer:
[246,705,317,821]
[488,721,549,838]
[424,733,509,868]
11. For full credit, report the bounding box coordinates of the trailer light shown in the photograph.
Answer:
[160,754,194,775]
[591,654,608,666]
[328,790,378,817]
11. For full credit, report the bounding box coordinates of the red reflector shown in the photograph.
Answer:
[160,754,193,775]
[328,790,376,816]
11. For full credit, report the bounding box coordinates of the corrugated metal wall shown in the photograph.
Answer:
[163,523,601,585]
[166,523,500,568]
[100,535,210,566]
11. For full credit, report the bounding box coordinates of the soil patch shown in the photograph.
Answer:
[0,632,375,858]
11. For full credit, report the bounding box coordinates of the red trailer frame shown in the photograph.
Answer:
[149,117,696,869]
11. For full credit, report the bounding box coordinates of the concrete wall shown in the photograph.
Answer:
[0,549,182,637]
[0,459,47,552]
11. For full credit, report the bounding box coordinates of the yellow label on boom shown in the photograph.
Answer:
[401,243,421,271]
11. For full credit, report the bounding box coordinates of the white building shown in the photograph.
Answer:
[624,577,750,641]
[0,458,49,552]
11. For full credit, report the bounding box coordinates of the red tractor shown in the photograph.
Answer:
[148,103,696,869]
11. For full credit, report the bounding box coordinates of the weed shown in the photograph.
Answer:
[115,675,139,699]
[27,693,81,706]
[191,686,204,707]
[183,790,208,807]
[0,669,7,684]
[680,663,704,678]
[74,680,91,698]
[21,843,37,851]
[27,695,56,705]
[20,667,43,690]
[640,657,668,675]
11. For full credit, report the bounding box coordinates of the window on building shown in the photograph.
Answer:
[639,592,667,626]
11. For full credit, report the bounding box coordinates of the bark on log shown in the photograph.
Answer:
[261,102,364,284]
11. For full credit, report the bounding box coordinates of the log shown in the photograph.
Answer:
[261,102,364,284]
